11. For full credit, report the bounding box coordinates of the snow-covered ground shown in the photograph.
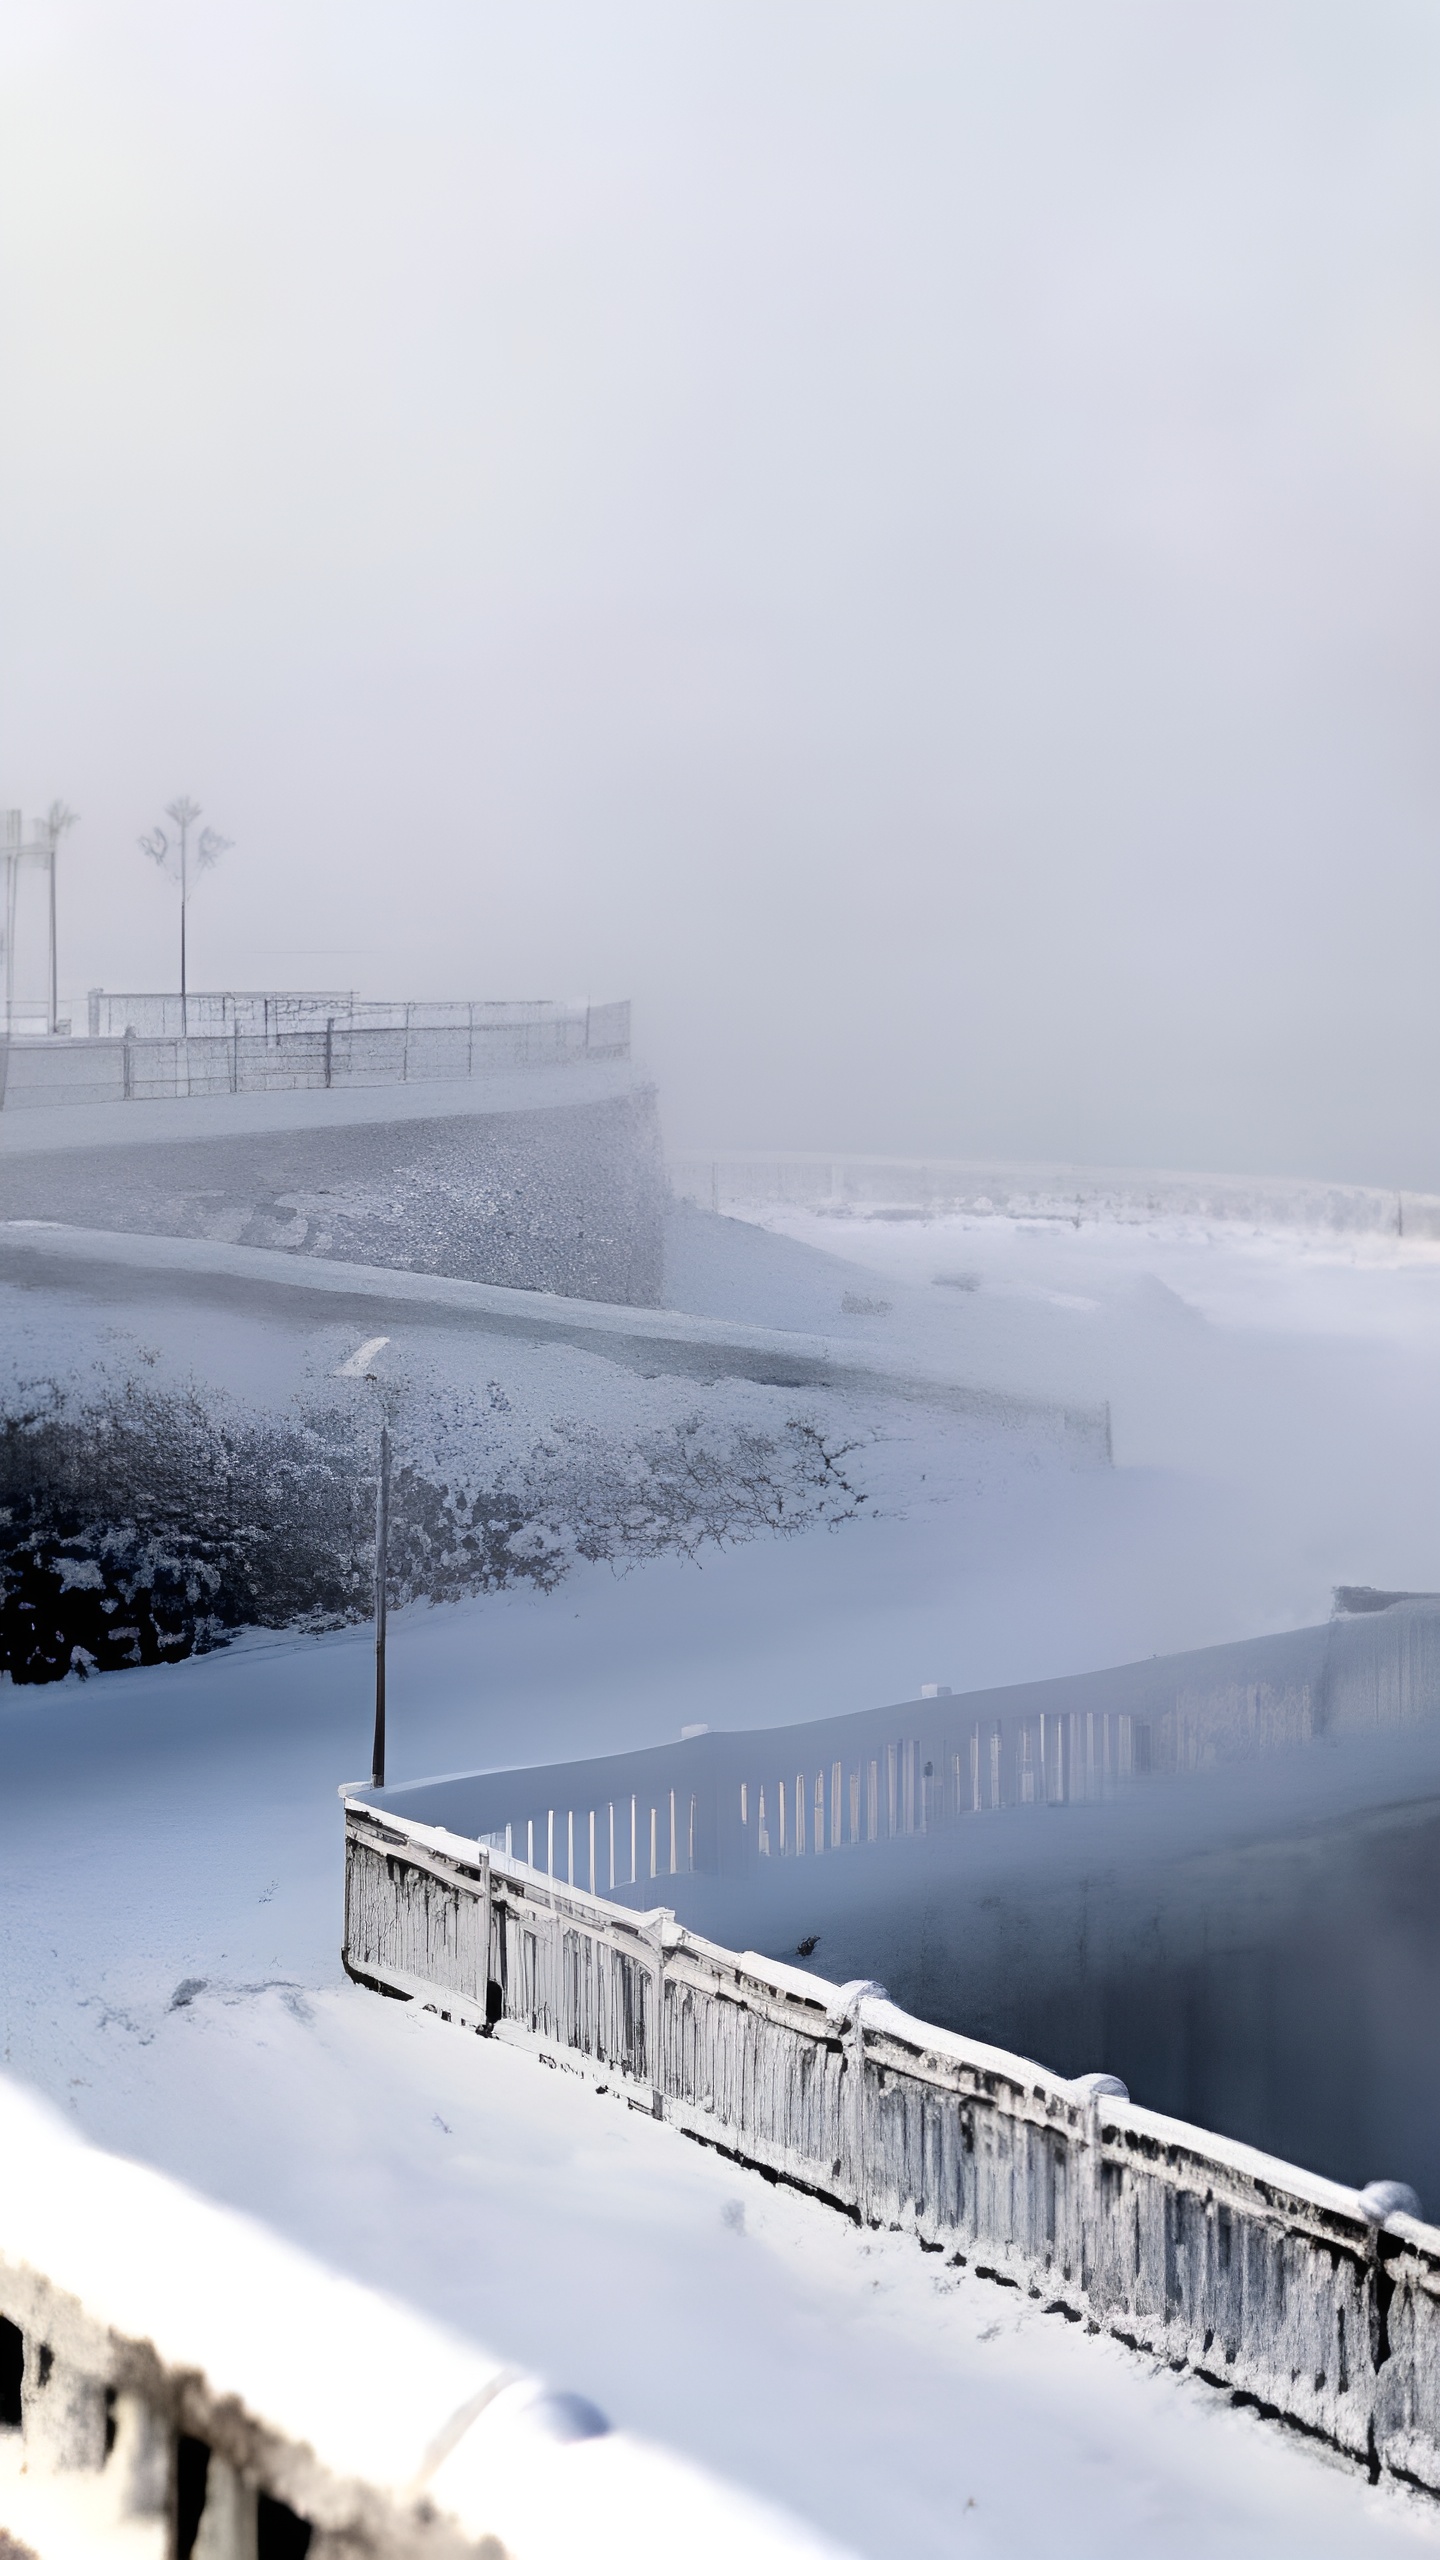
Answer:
[7,1200,1440,2553]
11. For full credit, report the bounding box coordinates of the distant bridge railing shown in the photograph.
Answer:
[0,2076,836,2560]
[671,1150,1440,1241]
[83,992,631,1043]
[344,1793,1440,2495]
[0,998,630,1110]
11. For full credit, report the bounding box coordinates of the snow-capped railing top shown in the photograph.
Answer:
[0,2075,845,2560]
[344,1793,1440,2497]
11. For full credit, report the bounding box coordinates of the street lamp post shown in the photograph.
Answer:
[336,1335,394,1791]
[372,1393,391,1790]
[138,797,233,1034]
[1,804,76,1036]
[3,812,18,1037]
[41,802,77,1036]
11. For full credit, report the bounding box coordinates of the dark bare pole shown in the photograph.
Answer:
[372,1406,390,1789]
[173,796,196,1035]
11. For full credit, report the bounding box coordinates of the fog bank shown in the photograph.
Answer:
[3,3,1439,1179]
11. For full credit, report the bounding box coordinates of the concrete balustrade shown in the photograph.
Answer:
[0,2078,842,2560]
[344,1795,1440,2495]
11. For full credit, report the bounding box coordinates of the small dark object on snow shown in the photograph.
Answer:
[1333,1585,1440,1616]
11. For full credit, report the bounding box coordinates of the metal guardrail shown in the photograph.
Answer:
[87,989,356,1039]
[0,1002,631,1111]
[84,994,625,1042]
[344,1794,1440,2494]
[0,2076,842,2560]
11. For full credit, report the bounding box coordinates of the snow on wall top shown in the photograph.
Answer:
[0,1055,639,1150]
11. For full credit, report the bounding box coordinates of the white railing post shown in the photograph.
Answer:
[639,1908,675,2116]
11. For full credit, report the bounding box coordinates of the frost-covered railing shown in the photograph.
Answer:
[85,992,631,1046]
[0,999,630,1109]
[670,1150,1440,1241]
[345,1795,1440,2495]
[0,2077,840,2560]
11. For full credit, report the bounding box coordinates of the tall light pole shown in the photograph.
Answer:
[336,1335,393,1790]
[372,1390,391,1790]
[40,802,77,1035]
[1,805,76,1035]
[2,811,18,1037]
[138,796,233,1034]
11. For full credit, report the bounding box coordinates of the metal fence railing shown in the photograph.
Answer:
[0,1000,630,1111]
[84,991,629,1042]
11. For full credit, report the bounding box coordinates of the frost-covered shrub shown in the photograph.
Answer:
[0,1386,863,1684]
[0,1390,370,1682]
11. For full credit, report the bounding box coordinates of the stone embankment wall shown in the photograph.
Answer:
[0,1082,666,1304]
[344,1798,1440,2496]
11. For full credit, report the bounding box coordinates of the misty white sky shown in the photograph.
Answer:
[3,2,1439,1180]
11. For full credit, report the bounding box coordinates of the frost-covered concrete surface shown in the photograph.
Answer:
[0,1062,640,1152]
[8,1204,1440,2550]
[0,1069,667,1303]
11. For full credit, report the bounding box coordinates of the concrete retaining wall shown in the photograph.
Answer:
[344,1798,1440,2493]
[0,1077,667,1304]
